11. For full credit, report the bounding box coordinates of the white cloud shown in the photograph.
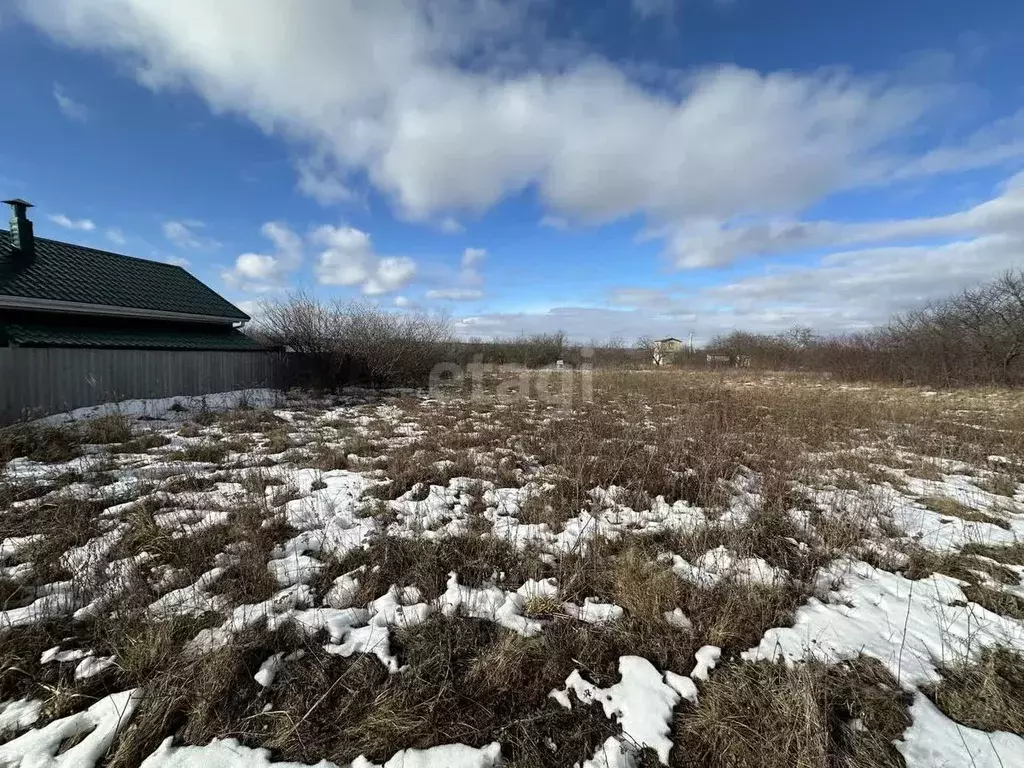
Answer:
[694,236,1023,333]
[53,83,88,121]
[234,253,279,280]
[312,224,416,294]
[295,154,355,205]
[163,219,219,250]
[426,288,484,301]
[539,215,569,230]
[457,237,1021,342]
[105,227,126,245]
[439,217,464,234]
[22,0,1016,243]
[607,287,673,307]
[457,179,1024,342]
[49,213,95,231]
[461,247,486,270]
[884,109,1024,183]
[393,295,412,308]
[631,0,677,20]
[417,246,487,303]
[223,220,303,292]
[235,299,260,318]
[369,257,418,295]
[165,255,191,267]
[262,220,303,257]
[222,219,414,295]
[665,171,1024,268]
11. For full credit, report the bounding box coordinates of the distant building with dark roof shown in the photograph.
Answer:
[1,199,279,423]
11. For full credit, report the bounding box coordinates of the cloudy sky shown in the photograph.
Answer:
[3,0,1024,342]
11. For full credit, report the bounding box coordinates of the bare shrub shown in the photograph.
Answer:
[252,294,455,389]
[712,271,1024,387]
[453,331,567,368]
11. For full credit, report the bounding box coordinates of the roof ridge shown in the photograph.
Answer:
[0,230,190,273]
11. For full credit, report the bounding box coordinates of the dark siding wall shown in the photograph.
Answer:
[0,348,282,424]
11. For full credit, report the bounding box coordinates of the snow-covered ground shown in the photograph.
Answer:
[31,388,282,426]
[2,378,1023,767]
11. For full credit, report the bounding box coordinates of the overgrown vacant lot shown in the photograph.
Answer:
[2,372,1024,767]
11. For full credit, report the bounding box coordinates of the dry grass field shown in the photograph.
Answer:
[2,370,1023,767]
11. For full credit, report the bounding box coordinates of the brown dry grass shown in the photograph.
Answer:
[114,432,173,454]
[674,658,912,768]
[0,423,81,464]
[102,616,621,768]
[903,548,1024,620]
[927,647,1024,735]
[917,495,1010,529]
[974,473,1019,497]
[167,439,233,464]
[962,585,1024,620]
[904,548,1019,586]
[0,414,150,465]
[960,542,1024,566]
[5,372,1024,763]
[317,533,552,604]
[255,618,621,767]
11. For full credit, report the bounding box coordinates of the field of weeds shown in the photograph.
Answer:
[2,371,1024,767]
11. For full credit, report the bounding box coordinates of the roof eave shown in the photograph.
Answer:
[0,295,248,324]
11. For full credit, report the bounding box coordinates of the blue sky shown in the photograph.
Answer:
[3,0,1023,342]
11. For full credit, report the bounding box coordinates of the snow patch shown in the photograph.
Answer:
[0,689,140,768]
[34,389,280,425]
[670,546,789,587]
[438,573,543,636]
[350,741,502,768]
[0,699,42,735]
[75,655,116,680]
[551,656,682,765]
[691,645,721,682]
[743,559,1024,688]
[897,692,1024,768]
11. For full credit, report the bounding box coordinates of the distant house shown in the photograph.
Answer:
[1,199,277,423]
[652,337,683,366]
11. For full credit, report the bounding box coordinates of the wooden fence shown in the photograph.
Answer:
[0,348,283,425]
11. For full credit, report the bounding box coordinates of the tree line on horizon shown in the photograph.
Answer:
[248,271,1024,389]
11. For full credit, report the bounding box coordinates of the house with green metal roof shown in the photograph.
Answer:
[0,199,262,351]
[1,199,280,423]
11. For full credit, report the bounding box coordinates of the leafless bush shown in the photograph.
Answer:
[451,331,569,368]
[872,270,1024,385]
[251,294,455,389]
[253,295,629,389]
[709,271,1024,387]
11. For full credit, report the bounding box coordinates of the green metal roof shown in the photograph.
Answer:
[0,230,249,321]
[5,323,268,351]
